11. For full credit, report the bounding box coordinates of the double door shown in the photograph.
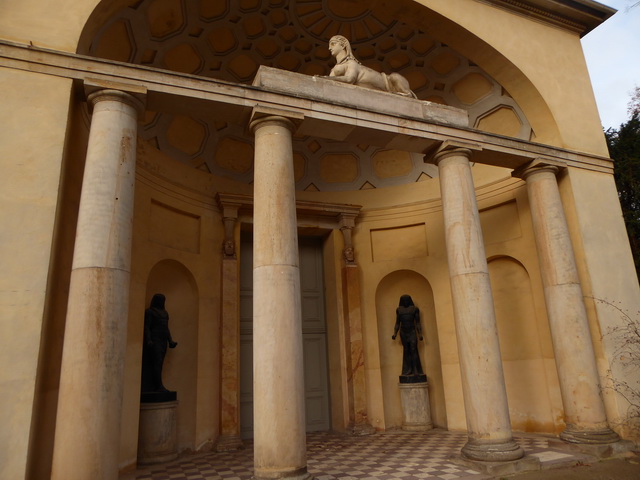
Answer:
[239,236,330,438]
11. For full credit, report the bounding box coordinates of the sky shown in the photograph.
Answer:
[581,0,640,130]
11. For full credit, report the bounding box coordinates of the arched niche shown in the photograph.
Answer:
[488,256,563,434]
[143,259,199,451]
[375,270,446,429]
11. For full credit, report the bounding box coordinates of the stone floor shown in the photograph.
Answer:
[122,429,610,480]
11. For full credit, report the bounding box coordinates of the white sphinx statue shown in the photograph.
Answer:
[318,35,417,98]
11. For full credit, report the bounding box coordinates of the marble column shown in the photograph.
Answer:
[51,89,144,479]
[432,144,523,462]
[216,201,244,451]
[514,161,619,444]
[249,110,311,480]
[339,214,375,435]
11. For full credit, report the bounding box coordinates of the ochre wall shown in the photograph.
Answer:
[0,68,75,480]
[406,0,606,155]
[118,139,228,471]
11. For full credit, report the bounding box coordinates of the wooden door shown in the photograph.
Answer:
[239,236,330,438]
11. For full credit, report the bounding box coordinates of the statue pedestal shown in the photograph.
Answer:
[138,394,178,465]
[399,381,433,431]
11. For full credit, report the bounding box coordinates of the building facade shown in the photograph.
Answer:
[1,0,639,479]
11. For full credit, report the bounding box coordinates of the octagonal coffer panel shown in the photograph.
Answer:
[88,0,532,191]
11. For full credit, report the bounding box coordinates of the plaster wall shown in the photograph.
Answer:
[1,1,639,477]
[297,163,565,435]
[0,68,73,480]
[559,167,640,438]
[407,0,606,154]
[0,0,607,156]
[117,140,226,471]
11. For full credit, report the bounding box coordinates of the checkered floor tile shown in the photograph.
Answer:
[125,429,581,480]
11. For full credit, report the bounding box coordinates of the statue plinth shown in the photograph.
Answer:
[138,396,178,465]
[399,374,427,384]
[141,390,177,403]
[253,66,469,128]
[398,381,433,431]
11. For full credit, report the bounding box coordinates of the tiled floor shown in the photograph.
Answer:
[126,429,583,480]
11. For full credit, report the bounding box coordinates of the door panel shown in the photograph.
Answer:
[239,236,330,438]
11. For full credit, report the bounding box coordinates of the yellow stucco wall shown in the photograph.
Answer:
[0,67,74,480]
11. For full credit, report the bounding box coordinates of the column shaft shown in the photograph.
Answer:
[339,219,374,435]
[520,165,618,444]
[218,256,243,450]
[51,90,143,479]
[342,265,375,434]
[217,207,243,451]
[435,148,523,461]
[250,116,310,480]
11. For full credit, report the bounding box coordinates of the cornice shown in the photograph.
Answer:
[480,0,616,36]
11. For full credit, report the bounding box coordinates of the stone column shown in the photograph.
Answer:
[339,214,375,435]
[249,109,311,480]
[51,89,144,479]
[216,200,244,451]
[431,143,523,462]
[513,160,619,444]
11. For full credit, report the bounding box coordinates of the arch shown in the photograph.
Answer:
[75,0,562,187]
[375,269,447,429]
[383,0,561,146]
[487,256,563,433]
[141,259,200,451]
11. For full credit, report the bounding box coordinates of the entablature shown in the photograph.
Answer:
[0,40,613,175]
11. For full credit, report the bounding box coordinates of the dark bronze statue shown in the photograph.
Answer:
[392,294,427,383]
[141,293,178,394]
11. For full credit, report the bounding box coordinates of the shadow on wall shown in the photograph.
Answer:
[144,259,199,451]
[375,270,447,429]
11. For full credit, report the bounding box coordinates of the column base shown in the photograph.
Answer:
[550,437,635,459]
[560,425,621,444]
[254,467,314,480]
[399,382,433,431]
[461,438,524,462]
[453,453,540,476]
[347,421,376,436]
[215,434,244,452]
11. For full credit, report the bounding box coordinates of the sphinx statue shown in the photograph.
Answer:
[319,35,417,98]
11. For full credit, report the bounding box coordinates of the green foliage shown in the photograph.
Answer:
[606,111,640,280]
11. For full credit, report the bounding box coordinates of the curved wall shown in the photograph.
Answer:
[488,256,563,433]
[375,270,446,429]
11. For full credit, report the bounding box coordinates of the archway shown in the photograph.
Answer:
[375,269,446,429]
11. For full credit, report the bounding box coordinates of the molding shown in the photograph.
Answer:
[216,193,363,230]
[0,41,613,175]
[480,0,616,36]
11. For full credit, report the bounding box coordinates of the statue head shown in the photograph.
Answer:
[399,294,414,308]
[329,35,358,62]
[150,293,166,310]
[343,246,355,263]
[223,239,235,256]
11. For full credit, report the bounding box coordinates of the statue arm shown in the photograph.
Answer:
[392,309,400,339]
[415,308,424,341]
[143,310,153,346]
[167,320,177,348]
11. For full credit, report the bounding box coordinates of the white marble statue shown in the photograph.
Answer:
[318,35,417,98]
